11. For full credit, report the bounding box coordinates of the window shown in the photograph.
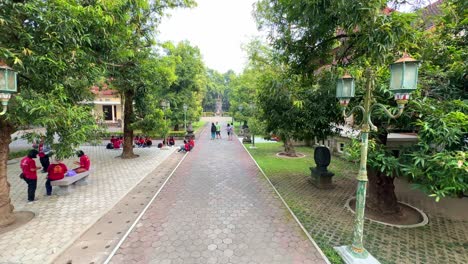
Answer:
[338,142,345,153]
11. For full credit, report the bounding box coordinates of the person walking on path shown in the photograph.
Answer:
[215,121,222,139]
[20,149,41,202]
[226,123,233,141]
[45,159,67,196]
[210,122,216,140]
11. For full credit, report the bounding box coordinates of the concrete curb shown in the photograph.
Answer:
[344,197,429,228]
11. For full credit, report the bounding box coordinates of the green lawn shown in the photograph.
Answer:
[8,149,29,160]
[191,120,206,133]
[247,142,357,178]
[246,142,359,264]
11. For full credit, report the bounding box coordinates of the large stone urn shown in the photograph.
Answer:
[309,146,335,189]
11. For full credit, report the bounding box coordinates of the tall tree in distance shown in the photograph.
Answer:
[105,0,195,158]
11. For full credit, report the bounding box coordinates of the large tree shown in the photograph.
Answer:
[160,41,206,130]
[0,0,114,226]
[103,1,195,158]
[242,40,342,156]
[255,0,467,215]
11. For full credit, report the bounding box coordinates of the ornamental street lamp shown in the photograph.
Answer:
[249,102,257,149]
[160,100,170,148]
[238,105,243,126]
[334,54,419,264]
[0,63,18,115]
[183,104,188,131]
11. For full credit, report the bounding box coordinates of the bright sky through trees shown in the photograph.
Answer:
[157,0,259,74]
[157,0,437,74]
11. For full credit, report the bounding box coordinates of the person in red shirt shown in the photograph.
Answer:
[73,150,91,173]
[20,149,41,202]
[46,159,68,195]
[36,137,51,173]
[113,137,122,149]
[139,137,145,147]
[188,138,195,150]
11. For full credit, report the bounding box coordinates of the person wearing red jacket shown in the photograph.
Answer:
[188,138,195,150]
[20,149,41,202]
[73,150,91,173]
[46,159,68,195]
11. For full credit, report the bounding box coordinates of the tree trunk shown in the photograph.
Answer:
[174,124,179,131]
[283,137,297,157]
[366,131,401,215]
[367,167,401,215]
[121,90,138,159]
[0,119,16,227]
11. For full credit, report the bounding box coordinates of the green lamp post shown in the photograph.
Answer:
[0,63,18,115]
[183,103,188,132]
[160,99,170,149]
[334,54,420,264]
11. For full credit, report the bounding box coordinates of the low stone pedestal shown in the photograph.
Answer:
[185,122,195,140]
[309,168,335,189]
[309,146,335,189]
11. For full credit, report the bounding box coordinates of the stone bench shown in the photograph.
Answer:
[50,171,90,195]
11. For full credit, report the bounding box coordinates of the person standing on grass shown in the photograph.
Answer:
[215,121,222,139]
[20,149,41,202]
[45,159,67,196]
[210,122,216,140]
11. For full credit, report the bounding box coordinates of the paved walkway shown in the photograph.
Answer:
[109,125,327,263]
[1,145,176,263]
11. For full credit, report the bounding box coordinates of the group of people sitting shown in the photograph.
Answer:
[107,136,124,149]
[20,148,91,201]
[178,138,195,152]
[134,136,153,148]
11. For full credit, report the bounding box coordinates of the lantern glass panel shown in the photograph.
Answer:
[0,71,5,91]
[335,80,342,98]
[7,71,17,92]
[390,63,403,91]
[336,78,354,99]
[403,62,418,91]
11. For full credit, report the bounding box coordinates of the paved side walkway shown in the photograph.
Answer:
[110,125,327,263]
[0,146,176,263]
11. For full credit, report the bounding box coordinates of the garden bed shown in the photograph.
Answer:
[246,142,468,264]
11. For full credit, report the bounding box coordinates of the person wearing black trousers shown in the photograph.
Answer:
[20,149,41,202]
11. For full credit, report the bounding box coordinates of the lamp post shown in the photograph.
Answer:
[160,100,170,149]
[0,63,18,115]
[238,105,243,126]
[334,54,420,264]
[183,104,188,131]
[249,102,257,149]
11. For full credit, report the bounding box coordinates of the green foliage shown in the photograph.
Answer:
[8,150,29,160]
[202,69,234,113]
[160,41,207,128]
[401,99,468,199]
[255,0,417,73]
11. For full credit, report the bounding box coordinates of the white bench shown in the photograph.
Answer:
[50,171,90,195]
